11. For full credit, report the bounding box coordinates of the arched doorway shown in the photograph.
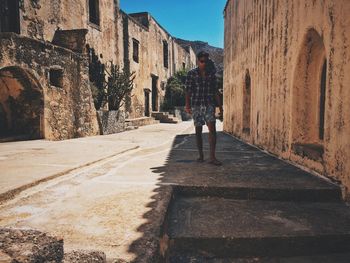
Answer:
[0,66,44,141]
[242,69,251,134]
[291,29,327,161]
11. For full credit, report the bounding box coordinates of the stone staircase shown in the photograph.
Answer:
[160,132,350,262]
[151,112,181,124]
[125,116,159,129]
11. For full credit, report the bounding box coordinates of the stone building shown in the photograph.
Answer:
[0,0,196,140]
[223,0,350,197]
[0,0,120,140]
[118,12,196,118]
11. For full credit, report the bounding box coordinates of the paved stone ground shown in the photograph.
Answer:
[1,121,350,262]
[0,122,194,261]
[159,130,350,262]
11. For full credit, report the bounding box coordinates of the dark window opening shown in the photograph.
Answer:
[182,62,186,69]
[89,0,100,26]
[49,68,63,88]
[133,39,139,63]
[319,59,327,140]
[163,41,169,68]
[0,0,20,33]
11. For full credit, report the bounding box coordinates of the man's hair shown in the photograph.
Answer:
[197,51,209,60]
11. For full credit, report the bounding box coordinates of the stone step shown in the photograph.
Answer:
[169,253,350,263]
[172,184,342,202]
[125,117,159,127]
[151,111,180,123]
[167,197,350,258]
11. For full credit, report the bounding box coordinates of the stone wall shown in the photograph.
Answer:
[19,0,120,65]
[0,33,99,140]
[97,110,125,135]
[223,0,350,197]
[118,12,197,119]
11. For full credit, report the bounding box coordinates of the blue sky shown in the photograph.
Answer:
[120,0,227,48]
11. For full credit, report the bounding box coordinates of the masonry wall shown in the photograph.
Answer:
[0,33,99,140]
[118,12,196,119]
[223,0,350,197]
[19,0,119,64]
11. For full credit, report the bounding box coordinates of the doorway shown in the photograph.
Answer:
[144,89,150,117]
[151,75,159,112]
[0,0,20,33]
[0,66,44,141]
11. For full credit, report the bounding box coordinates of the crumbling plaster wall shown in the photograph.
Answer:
[19,0,120,64]
[0,33,99,140]
[224,0,350,196]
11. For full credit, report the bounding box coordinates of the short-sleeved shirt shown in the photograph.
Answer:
[185,68,218,107]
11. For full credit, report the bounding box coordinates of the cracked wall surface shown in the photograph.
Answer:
[0,33,99,140]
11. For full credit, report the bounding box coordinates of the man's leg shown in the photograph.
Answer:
[195,125,204,162]
[206,106,222,165]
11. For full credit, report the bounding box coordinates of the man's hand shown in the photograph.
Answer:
[185,105,192,114]
[218,106,223,121]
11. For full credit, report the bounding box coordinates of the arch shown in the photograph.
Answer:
[242,69,251,134]
[291,28,327,160]
[0,66,44,141]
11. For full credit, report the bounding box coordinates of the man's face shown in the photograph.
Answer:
[198,56,208,70]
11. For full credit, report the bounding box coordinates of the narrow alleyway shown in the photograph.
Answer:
[1,122,350,262]
[160,130,350,262]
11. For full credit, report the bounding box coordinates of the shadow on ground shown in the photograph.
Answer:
[126,131,341,262]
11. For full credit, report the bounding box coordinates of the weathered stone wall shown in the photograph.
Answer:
[224,0,350,196]
[97,110,125,135]
[19,0,120,64]
[0,33,99,140]
[118,12,197,119]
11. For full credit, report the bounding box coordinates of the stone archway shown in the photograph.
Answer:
[0,66,44,141]
[291,29,327,161]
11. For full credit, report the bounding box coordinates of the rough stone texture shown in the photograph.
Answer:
[168,197,350,257]
[0,228,64,262]
[0,33,99,140]
[118,12,197,118]
[63,250,106,263]
[97,110,125,135]
[52,29,89,54]
[19,0,120,66]
[223,0,350,198]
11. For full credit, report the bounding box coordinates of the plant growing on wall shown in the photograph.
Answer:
[105,62,135,111]
[87,47,105,110]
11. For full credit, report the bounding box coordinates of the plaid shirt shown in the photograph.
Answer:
[185,68,218,107]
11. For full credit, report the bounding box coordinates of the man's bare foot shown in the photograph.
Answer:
[209,158,222,166]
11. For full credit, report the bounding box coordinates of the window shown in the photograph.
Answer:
[0,0,20,33]
[163,41,169,68]
[182,62,186,69]
[133,39,139,63]
[49,68,63,88]
[89,0,100,26]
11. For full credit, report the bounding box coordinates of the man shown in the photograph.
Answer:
[185,51,223,165]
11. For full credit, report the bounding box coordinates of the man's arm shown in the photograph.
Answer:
[212,75,223,115]
[185,71,192,114]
